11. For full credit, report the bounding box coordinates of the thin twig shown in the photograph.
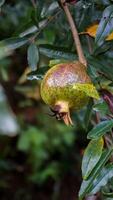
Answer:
[60,0,87,66]
[30,0,37,9]
[95,111,100,124]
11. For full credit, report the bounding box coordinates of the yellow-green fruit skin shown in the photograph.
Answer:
[41,61,92,110]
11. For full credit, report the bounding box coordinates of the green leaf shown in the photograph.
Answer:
[76,0,94,31]
[27,43,39,71]
[43,29,55,44]
[90,163,113,195]
[88,56,113,82]
[95,5,113,45]
[102,191,113,198]
[87,64,98,83]
[0,37,29,59]
[82,138,104,180]
[87,120,113,140]
[73,83,99,100]
[79,148,113,200]
[39,44,76,60]
[49,59,69,67]
[41,2,59,18]
[27,66,49,80]
[0,0,5,7]
[19,16,56,38]
[93,102,110,116]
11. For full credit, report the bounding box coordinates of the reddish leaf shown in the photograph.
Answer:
[100,89,113,114]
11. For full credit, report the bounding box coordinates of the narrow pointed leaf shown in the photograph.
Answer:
[93,102,110,116]
[41,2,59,18]
[27,43,39,71]
[90,163,113,195]
[87,120,113,140]
[95,5,113,45]
[73,83,99,100]
[0,37,29,59]
[39,44,76,60]
[88,56,113,82]
[82,138,104,180]
[49,59,69,67]
[79,148,113,200]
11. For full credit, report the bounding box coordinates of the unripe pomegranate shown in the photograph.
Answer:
[40,61,99,125]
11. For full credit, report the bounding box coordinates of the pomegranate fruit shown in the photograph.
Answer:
[40,61,99,125]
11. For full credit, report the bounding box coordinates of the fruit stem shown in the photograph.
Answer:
[60,0,87,67]
[54,100,73,125]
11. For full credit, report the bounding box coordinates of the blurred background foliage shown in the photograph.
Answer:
[0,0,113,200]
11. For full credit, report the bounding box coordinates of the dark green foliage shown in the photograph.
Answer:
[79,148,113,199]
[82,138,104,180]
[1,1,113,200]
[87,120,113,139]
